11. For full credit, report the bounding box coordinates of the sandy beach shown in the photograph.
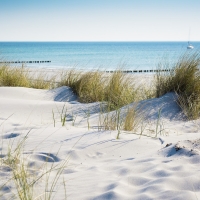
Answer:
[1,78,200,200]
[1,0,200,198]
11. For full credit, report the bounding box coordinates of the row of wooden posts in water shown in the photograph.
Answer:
[0,60,172,73]
[106,69,171,73]
[0,61,51,64]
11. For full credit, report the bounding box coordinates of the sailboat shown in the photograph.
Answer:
[187,41,194,49]
[187,29,194,49]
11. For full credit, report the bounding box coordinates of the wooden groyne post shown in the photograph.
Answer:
[106,69,171,73]
[0,61,51,64]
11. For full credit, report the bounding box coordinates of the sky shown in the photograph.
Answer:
[0,0,200,41]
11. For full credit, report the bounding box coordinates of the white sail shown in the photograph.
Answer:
[187,42,194,49]
[187,29,194,49]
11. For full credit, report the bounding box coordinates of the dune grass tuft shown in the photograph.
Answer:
[155,51,200,119]
[74,71,105,103]
[58,69,81,91]
[99,103,143,139]
[105,71,137,110]
[0,65,30,87]
[123,105,139,131]
[0,65,55,89]
[29,72,56,89]
[59,69,139,110]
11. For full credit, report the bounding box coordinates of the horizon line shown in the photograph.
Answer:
[0,40,200,42]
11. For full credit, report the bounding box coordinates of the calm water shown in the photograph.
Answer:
[0,42,199,70]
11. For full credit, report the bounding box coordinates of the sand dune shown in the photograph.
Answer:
[1,86,200,200]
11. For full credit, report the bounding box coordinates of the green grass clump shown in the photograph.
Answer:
[123,106,139,131]
[58,69,81,91]
[105,71,137,110]
[75,71,105,103]
[0,66,30,87]
[155,52,200,119]
[102,104,142,131]
[0,65,55,89]
[60,69,139,110]
[29,73,56,89]
[59,69,106,103]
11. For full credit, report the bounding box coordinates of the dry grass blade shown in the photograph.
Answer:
[123,105,139,132]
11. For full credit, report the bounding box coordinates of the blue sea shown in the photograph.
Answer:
[0,42,199,71]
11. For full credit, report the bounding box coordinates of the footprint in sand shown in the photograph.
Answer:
[2,133,20,139]
[0,185,11,193]
[0,153,5,159]
[0,166,12,173]
[87,152,104,159]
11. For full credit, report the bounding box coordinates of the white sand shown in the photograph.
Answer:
[1,85,200,200]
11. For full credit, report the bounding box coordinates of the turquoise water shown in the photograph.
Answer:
[0,42,199,70]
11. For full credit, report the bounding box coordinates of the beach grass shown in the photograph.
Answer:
[29,72,56,89]
[59,69,140,110]
[155,51,200,119]
[105,70,138,110]
[73,70,105,103]
[123,105,140,131]
[0,65,30,87]
[0,65,55,89]
[58,69,82,91]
